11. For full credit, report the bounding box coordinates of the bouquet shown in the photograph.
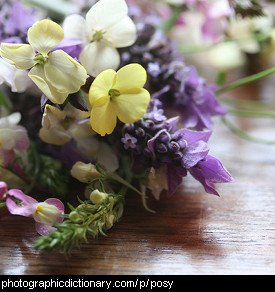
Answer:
[0,0,274,254]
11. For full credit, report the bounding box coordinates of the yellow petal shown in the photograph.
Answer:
[90,100,117,136]
[113,88,150,123]
[28,65,68,104]
[89,68,116,107]
[114,63,147,92]
[0,43,35,69]
[44,50,87,93]
[28,19,64,54]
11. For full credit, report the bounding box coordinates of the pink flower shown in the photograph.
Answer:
[199,0,234,41]
[6,189,64,236]
[0,112,29,166]
[0,181,8,200]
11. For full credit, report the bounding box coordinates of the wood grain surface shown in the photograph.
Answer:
[1,82,275,275]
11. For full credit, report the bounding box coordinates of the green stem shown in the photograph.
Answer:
[158,6,182,33]
[0,202,6,208]
[0,88,11,112]
[24,141,41,194]
[228,109,275,118]
[216,67,275,95]
[218,96,275,111]
[221,116,275,145]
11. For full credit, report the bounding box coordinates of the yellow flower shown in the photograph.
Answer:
[89,63,150,136]
[0,19,87,104]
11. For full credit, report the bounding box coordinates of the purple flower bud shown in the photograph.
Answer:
[143,147,152,157]
[143,119,155,129]
[169,141,180,152]
[173,152,184,160]
[160,131,171,143]
[178,139,187,149]
[147,62,161,77]
[156,143,168,153]
[124,123,135,132]
[135,127,145,137]
[172,132,183,141]
[143,52,153,62]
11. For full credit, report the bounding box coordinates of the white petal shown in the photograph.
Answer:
[79,42,120,77]
[39,128,71,145]
[0,43,35,69]
[86,0,128,32]
[96,142,119,172]
[14,69,32,93]
[28,65,69,104]
[63,14,87,43]
[44,50,87,93]
[0,112,21,127]
[104,16,137,48]
[0,58,17,91]
[0,57,31,93]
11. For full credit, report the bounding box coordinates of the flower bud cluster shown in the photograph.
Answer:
[68,189,122,235]
[120,100,186,169]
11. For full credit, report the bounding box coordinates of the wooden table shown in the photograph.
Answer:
[1,83,275,275]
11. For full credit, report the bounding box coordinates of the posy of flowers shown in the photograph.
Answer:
[0,0,273,254]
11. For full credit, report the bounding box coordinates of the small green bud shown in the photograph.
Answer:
[90,189,108,205]
[69,211,84,223]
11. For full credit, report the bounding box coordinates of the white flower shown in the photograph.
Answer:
[0,112,29,152]
[39,103,92,146]
[227,11,273,54]
[63,0,137,77]
[70,161,103,183]
[0,57,31,93]
[147,167,168,200]
[0,19,87,104]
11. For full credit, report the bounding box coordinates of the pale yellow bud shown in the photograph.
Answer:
[106,214,115,230]
[70,161,102,183]
[89,189,108,205]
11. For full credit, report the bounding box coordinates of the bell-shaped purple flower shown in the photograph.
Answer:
[188,155,234,196]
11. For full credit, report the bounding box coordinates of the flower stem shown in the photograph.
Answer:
[221,116,275,145]
[216,67,275,95]
[227,109,275,118]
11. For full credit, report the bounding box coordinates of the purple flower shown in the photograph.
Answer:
[0,0,37,43]
[175,66,227,130]
[6,189,64,236]
[188,155,234,196]
[121,133,138,150]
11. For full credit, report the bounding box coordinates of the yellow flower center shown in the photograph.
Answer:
[33,202,61,225]
[34,52,49,65]
[92,30,105,42]
[36,205,43,214]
